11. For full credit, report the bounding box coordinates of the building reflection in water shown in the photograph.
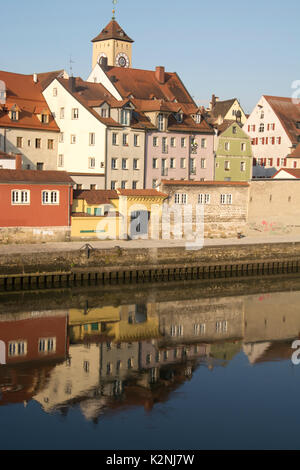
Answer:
[1,289,300,420]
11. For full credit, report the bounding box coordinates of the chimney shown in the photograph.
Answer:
[155,66,165,84]
[100,57,109,72]
[210,94,216,110]
[33,73,38,83]
[15,153,22,170]
[69,76,76,92]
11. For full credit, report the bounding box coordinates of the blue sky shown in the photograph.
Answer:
[2,0,300,113]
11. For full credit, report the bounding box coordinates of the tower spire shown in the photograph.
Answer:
[112,0,117,20]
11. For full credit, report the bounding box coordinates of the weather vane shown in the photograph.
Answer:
[112,0,117,19]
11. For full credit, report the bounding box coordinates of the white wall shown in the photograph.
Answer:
[43,79,107,178]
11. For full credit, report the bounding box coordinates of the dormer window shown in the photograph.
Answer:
[196,114,201,124]
[120,109,131,126]
[158,113,164,131]
[41,114,49,124]
[175,113,183,123]
[296,122,300,129]
[11,110,18,121]
[260,110,265,119]
[101,108,108,118]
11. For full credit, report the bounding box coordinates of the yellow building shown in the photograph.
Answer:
[69,305,121,343]
[71,188,168,240]
[91,16,134,69]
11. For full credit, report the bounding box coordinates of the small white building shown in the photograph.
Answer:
[244,95,300,178]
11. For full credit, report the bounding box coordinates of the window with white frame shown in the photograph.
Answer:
[200,158,206,169]
[224,142,230,151]
[42,190,59,205]
[112,133,118,145]
[216,321,228,333]
[158,113,164,131]
[72,108,79,119]
[8,340,27,357]
[53,88,58,97]
[240,161,246,172]
[122,158,128,170]
[134,134,139,147]
[123,134,129,146]
[180,158,186,169]
[170,137,176,147]
[194,323,206,335]
[111,158,117,170]
[89,133,95,146]
[198,193,210,205]
[60,107,65,119]
[175,193,187,204]
[133,159,139,170]
[201,138,207,149]
[58,154,64,168]
[121,109,130,126]
[181,138,186,148]
[12,190,30,205]
[170,158,175,169]
[152,158,158,169]
[153,136,158,147]
[70,135,76,144]
[38,337,56,354]
[259,123,264,132]
[224,160,230,170]
[241,142,246,151]
[89,157,96,168]
[220,194,232,205]
[59,132,64,143]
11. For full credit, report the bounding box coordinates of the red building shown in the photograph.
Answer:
[0,169,74,240]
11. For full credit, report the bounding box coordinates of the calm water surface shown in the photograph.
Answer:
[1,278,300,450]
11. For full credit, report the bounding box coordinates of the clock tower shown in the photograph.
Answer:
[91,12,134,70]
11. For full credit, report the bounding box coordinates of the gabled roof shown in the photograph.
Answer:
[272,168,300,179]
[37,70,67,91]
[91,19,134,43]
[0,169,74,184]
[0,70,60,132]
[263,95,300,145]
[73,190,119,204]
[288,143,300,158]
[105,67,195,104]
[210,99,237,119]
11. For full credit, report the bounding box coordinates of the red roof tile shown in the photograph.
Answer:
[0,169,74,184]
[272,168,300,179]
[73,190,119,204]
[105,67,195,104]
[161,180,249,187]
[117,189,168,197]
[91,19,134,43]
[263,95,300,145]
[0,70,60,132]
[288,143,300,158]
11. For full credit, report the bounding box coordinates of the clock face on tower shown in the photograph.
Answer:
[116,52,130,68]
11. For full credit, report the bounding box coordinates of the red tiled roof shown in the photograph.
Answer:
[37,70,66,91]
[263,95,300,145]
[105,67,195,104]
[91,19,134,43]
[0,169,74,184]
[272,168,300,179]
[288,143,300,158]
[0,70,60,132]
[73,190,119,204]
[161,180,249,187]
[117,189,168,197]
[0,151,15,160]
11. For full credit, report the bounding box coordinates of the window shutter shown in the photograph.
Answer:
[267,124,270,131]
[262,138,265,145]
[248,125,250,132]
[277,158,280,166]
[256,138,258,145]
[284,158,287,166]
[278,137,281,145]
[263,158,267,167]
[253,158,257,166]
[266,137,268,144]
[270,158,273,166]
[253,125,256,132]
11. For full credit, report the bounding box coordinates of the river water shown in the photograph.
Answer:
[1,276,300,450]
